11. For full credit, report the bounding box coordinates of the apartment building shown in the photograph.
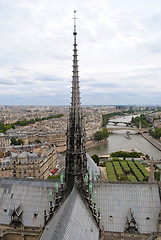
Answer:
[0,144,57,179]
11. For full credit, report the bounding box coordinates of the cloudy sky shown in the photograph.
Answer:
[0,0,161,106]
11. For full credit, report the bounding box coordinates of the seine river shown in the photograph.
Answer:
[87,115,161,160]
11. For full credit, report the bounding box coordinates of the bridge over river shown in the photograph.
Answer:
[107,120,133,127]
[106,120,148,133]
[107,126,138,132]
[107,126,149,133]
[87,114,161,160]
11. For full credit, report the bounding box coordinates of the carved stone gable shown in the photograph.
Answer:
[10,206,23,226]
[125,208,138,233]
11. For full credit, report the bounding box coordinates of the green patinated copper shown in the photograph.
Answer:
[92,171,95,181]
[98,207,101,214]
[60,173,64,184]
[89,182,92,194]
[85,174,88,185]
[55,182,59,193]
[96,175,100,181]
[49,189,52,202]
[62,169,65,176]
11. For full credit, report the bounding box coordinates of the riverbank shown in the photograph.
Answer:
[87,132,161,159]
[86,139,108,149]
[56,138,108,153]
[142,133,161,152]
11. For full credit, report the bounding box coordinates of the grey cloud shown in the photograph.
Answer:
[125,82,155,89]
[10,66,28,72]
[0,0,161,105]
[35,74,65,82]
[0,78,16,85]
[88,82,122,88]
[124,74,158,81]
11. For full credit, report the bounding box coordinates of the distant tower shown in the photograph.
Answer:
[65,11,87,190]
[139,120,143,134]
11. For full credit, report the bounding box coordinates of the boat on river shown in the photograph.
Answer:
[125,131,131,139]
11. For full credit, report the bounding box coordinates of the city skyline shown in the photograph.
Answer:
[0,0,161,105]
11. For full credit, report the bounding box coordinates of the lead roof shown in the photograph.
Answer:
[40,186,100,240]
[0,178,56,227]
[93,182,161,234]
[0,178,160,236]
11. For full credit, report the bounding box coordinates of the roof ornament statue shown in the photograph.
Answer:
[92,171,95,181]
[98,207,101,214]
[60,173,64,185]
[49,189,52,202]
[85,173,88,186]
[89,182,93,195]
[54,182,59,193]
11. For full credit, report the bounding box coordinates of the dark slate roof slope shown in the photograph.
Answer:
[40,186,100,240]
[0,178,56,227]
[93,182,160,234]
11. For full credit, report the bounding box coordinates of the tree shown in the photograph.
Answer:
[11,137,24,145]
[17,139,24,145]
[11,137,17,145]
[91,154,100,165]
[154,171,160,182]
[145,154,150,160]
[94,127,109,141]
[110,151,141,158]
[149,128,161,139]
[132,114,152,128]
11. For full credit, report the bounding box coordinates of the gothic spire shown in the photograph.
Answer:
[71,10,80,116]
[65,11,87,190]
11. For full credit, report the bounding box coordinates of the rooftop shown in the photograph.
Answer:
[93,182,161,234]
[40,186,100,240]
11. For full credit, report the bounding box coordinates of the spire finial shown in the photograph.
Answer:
[73,10,77,35]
